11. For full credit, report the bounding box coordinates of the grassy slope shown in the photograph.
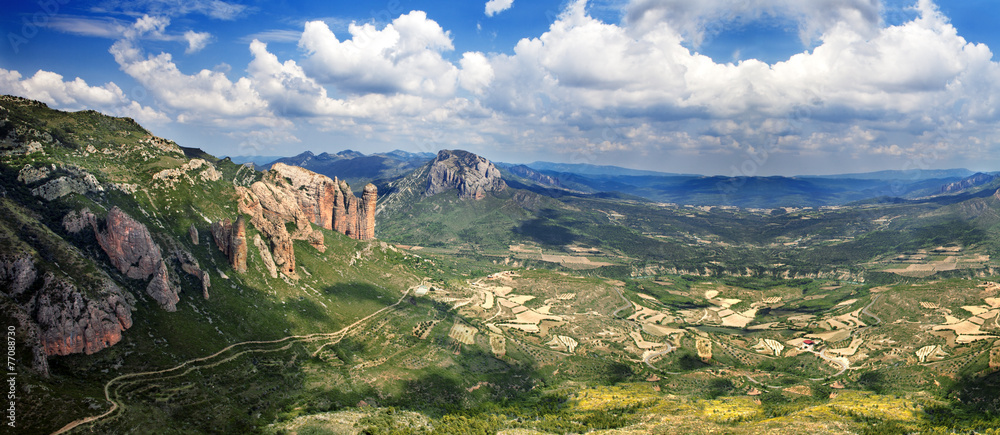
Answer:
[5,98,1000,433]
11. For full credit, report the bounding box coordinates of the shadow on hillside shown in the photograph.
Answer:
[515,209,578,246]
[383,348,539,417]
[922,369,1000,429]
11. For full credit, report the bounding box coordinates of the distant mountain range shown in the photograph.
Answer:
[247,149,435,190]
[802,168,977,180]
[228,149,997,208]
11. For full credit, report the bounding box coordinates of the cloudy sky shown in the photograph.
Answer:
[2,0,999,176]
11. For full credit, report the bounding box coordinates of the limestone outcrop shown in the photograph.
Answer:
[151,158,222,189]
[425,149,505,199]
[92,207,179,311]
[21,164,104,201]
[211,216,248,273]
[63,208,97,233]
[253,234,278,279]
[940,173,998,194]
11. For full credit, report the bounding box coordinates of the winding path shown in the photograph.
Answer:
[610,285,633,318]
[809,348,850,379]
[861,294,883,325]
[641,342,676,371]
[52,290,410,435]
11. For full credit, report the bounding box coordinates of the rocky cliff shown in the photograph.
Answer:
[33,273,134,357]
[175,249,211,299]
[333,179,378,240]
[940,173,998,194]
[237,176,317,278]
[92,207,179,311]
[506,164,562,188]
[269,162,378,241]
[234,166,380,278]
[211,216,248,273]
[425,150,506,199]
[270,163,338,230]
[1,201,137,371]
[360,183,377,240]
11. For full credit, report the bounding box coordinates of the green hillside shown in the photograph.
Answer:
[3,96,1000,434]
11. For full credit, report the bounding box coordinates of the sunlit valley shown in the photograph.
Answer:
[4,1,1000,434]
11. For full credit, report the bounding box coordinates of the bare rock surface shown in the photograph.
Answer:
[425,149,505,199]
[271,162,338,230]
[211,216,248,273]
[2,254,135,361]
[35,274,135,356]
[92,207,178,311]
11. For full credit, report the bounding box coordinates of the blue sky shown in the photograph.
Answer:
[2,0,1000,176]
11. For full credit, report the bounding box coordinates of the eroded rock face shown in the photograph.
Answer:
[34,273,134,356]
[92,207,178,311]
[30,169,104,201]
[94,207,163,279]
[360,183,377,240]
[237,183,300,277]
[332,179,377,240]
[0,255,36,296]
[1,254,135,362]
[17,164,50,184]
[253,234,278,279]
[425,149,505,200]
[271,163,338,230]
[211,216,248,273]
[63,208,97,233]
[175,249,210,299]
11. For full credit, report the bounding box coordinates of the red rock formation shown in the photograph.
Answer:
[260,164,377,241]
[272,234,296,275]
[145,263,179,310]
[94,207,163,280]
[360,183,377,240]
[271,163,337,230]
[332,179,348,235]
[332,179,377,241]
[232,216,247,273]
[33,272,134,356]
[211,216,248,273]
[92,207,178,311]
[236,183,302,277]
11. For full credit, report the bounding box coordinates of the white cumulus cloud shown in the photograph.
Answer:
[485,0,514,17]
[298,11,459,97]
[0,68,169,124]
[184,30,212,53]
